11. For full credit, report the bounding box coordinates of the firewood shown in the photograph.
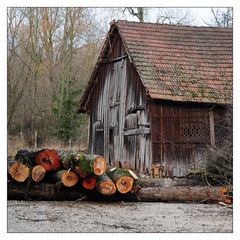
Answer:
[31,165,46,183]
[107,168,136,194]
[82,177,96,190]
[51,170,79,187]
[35,149,60,171]
[96,173,116,195]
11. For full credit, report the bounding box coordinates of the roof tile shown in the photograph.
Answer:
[116,20,233,104]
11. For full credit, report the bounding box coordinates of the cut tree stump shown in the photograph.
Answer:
[96,173,116,195]
[31,165,46,183]
[35,149,60,171]
[51,170,79,187]
[108,168,135,194]
[82,177,97,190]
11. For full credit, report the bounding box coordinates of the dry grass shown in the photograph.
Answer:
[7,135,88,158]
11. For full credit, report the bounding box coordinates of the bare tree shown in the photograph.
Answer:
[155,8,195,25]
[8,7,103,149]
[123,7,145,22]
[204,8,233,28]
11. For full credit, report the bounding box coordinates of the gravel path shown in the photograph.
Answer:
[7,200,233,233]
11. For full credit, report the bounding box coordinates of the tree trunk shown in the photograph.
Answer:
[35,149,60,171]
[51,170,79,187]
[82,177,96,190]
[135,186,230,203]
[59,152,105,177]
[96,173,116,195]
[31,165,46,183]
[8,181,87,201]
[7,181,230,203]
[108,168,135,194]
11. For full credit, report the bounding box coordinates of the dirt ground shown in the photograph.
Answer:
[7,200,233,233]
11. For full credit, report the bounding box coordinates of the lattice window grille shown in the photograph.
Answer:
[180,123,206,139]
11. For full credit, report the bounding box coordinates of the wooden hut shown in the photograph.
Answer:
[78,20,232,177]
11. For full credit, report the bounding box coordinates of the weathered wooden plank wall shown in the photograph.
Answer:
[88,32,151,173]
[150,100,212,177]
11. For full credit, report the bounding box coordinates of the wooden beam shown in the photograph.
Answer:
[99,55,128,64]
[123,128,150,136]
[209,110,216,147]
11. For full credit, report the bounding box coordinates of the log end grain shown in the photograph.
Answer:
[93,156,107,176]
[8,161,29,182]
[98,181,116,195]
[36,149,60,171]
[82,177,96,190]
[116,176,134,194]
[31,165,46,183]
[61,171,79,187]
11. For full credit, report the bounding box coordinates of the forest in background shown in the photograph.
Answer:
[7,7,232,156]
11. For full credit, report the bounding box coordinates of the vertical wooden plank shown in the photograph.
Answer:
[209,110,216,147]
[119,59,127,161]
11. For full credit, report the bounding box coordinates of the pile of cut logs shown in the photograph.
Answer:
[8,149,232,204]
[8,149,138,196]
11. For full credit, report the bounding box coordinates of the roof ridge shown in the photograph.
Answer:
[115,19,232,31]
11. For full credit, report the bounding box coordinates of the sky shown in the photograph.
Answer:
[93,7,220,32]
[187,7,213,25]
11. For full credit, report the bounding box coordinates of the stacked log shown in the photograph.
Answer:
[82,177,97,190]
[7,148,232,204]
[31,165,46,183]
[107,168,137,194]
[35,149,60,171]
[8,161,30,182]
[8,149,36,182]
[96,173,116,195]
[7,149,137,198]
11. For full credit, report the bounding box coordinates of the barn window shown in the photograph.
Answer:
[180,122,206,140]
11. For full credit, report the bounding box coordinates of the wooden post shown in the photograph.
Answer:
[34,130,38,150]
[209,110,216,147]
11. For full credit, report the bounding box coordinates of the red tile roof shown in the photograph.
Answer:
[78,20,232,112]
[116,20,232,104]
